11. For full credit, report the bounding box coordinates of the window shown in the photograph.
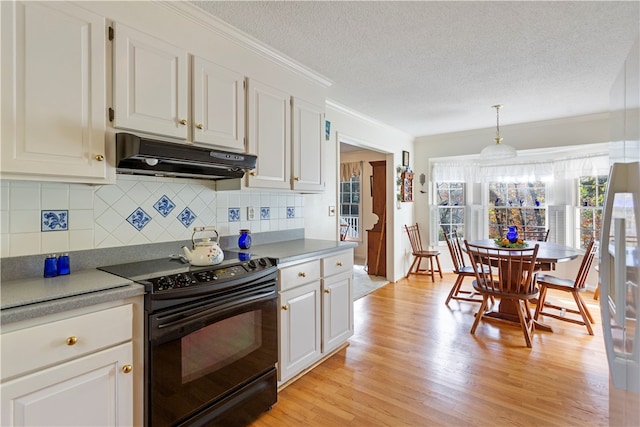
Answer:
[577,174,607,248]
[436,182,465,240]
[488,182,546,239]
[339,175,360,239]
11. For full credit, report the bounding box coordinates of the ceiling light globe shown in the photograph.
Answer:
[480,142,517,159]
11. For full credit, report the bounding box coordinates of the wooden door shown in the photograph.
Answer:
[367,160,386,276]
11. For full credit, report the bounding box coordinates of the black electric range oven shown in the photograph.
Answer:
[99,251,278,427]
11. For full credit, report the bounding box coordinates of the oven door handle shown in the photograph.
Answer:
[155,288,276,330]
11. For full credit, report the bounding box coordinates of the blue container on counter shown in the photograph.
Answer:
[238,229,252,249]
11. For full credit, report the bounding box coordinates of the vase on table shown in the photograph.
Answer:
[506,226,519,243]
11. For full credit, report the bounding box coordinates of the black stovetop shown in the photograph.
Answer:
[98,250,251,281]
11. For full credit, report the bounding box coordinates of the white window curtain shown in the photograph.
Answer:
[432,153,609,183]
[340,161,362,181]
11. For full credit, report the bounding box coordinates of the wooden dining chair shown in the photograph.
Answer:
[404,224,442,281]
[464,241,540,348]
[442,228,486,305]
[534,240,598,335]
[523,228,549,242]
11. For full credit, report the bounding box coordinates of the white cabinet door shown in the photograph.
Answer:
[278,281,321,383]
[113,22,188,139]
[192,57,245,151]
[322,271,354,354]
[246,79,291,189]
[1,342,133,427]
[0,1,109,182]
[292,97,325,192]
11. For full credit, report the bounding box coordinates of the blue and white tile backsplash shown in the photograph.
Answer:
[41,210,68,231]
[126,208,151,231]
[0,176,305,257]
[260,207,270,220]
[228,208,240,222]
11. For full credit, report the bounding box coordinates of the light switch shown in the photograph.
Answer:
[328,205,336,216]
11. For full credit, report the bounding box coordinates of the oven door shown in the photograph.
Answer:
[148,281,277,426]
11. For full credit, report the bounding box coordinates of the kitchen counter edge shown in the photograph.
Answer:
[1,270,144,325]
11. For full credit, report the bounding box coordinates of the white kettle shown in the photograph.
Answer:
[182,226,224,266]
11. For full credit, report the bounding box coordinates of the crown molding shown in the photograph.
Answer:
[157,1,333,88]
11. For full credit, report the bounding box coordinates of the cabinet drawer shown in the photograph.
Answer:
[1,304,133,380]
[279,260,321,292]
[322,251,354,277]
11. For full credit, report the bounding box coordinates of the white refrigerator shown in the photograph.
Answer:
[599,36,640,426]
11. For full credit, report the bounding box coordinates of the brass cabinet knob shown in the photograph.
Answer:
[298,272,306,278]
[179,119,187,125]
[196,123,204,129]
[281,305,288,311]
[250,171,257,176]
[65,336,78,346]
[324,289,330,294]
[294,176,300,181]
[121,365,133,374]
[336,261,343,267]
[95,154,104,161]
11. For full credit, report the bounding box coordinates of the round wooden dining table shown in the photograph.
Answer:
[466,239,582,332]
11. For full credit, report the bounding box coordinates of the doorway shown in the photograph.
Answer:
[339,136,390,299]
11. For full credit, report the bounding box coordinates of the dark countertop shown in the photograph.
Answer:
[0,239,356,325]
[247,239,357,265]
[1,269,143,324]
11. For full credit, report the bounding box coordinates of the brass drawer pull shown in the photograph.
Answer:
[122,365,133,374]
[65,336,78,346]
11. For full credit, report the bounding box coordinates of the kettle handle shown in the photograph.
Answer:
[191,226,219,247]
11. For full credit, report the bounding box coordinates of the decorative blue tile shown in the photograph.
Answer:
[126,208,151,231]
[153,195,175,217]
[178,208,197,228]
[228,208,240,222]
[41,210,68,231]
[287,206,295,219]
[260,207,270,220]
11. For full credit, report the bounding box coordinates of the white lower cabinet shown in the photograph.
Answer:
[278,248,354,386]
[0,299,142,427]
[1,343,132,427]
[279,280,322,384]
[322,270,354,354]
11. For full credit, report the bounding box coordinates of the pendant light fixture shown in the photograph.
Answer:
[480,104,517,159]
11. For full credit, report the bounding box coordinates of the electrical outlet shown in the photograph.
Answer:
[247,206,255,221]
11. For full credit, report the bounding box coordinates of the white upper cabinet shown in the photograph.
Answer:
[0,1,110,183]
[112,22,189,140]
[192,57,246,151]
[246,78,291,189]
[112,23,247,152]
[292,97,325,192]
[246,79,325,191]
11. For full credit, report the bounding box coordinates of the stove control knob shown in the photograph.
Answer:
[247,260,257,269]
[258,258,268,267]
[175,273,190,287]
[157,276,173,290]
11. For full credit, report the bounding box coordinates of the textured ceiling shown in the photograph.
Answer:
[190,1,639,137]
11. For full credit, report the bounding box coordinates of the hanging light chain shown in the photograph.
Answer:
[492,104,503,144]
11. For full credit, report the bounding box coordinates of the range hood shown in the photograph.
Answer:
[115,133,256,180]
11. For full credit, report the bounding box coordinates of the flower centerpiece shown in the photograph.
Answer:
[494,237,528,248]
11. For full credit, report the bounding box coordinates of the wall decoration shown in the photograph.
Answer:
[402,150,410,167]
[325,120,331,141]
[41,210,68,231]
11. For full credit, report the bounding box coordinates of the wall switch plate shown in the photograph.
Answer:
[328,205,336,216]
[247,206,255,220]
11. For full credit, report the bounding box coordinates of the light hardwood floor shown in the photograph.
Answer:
[252,273,609,426]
